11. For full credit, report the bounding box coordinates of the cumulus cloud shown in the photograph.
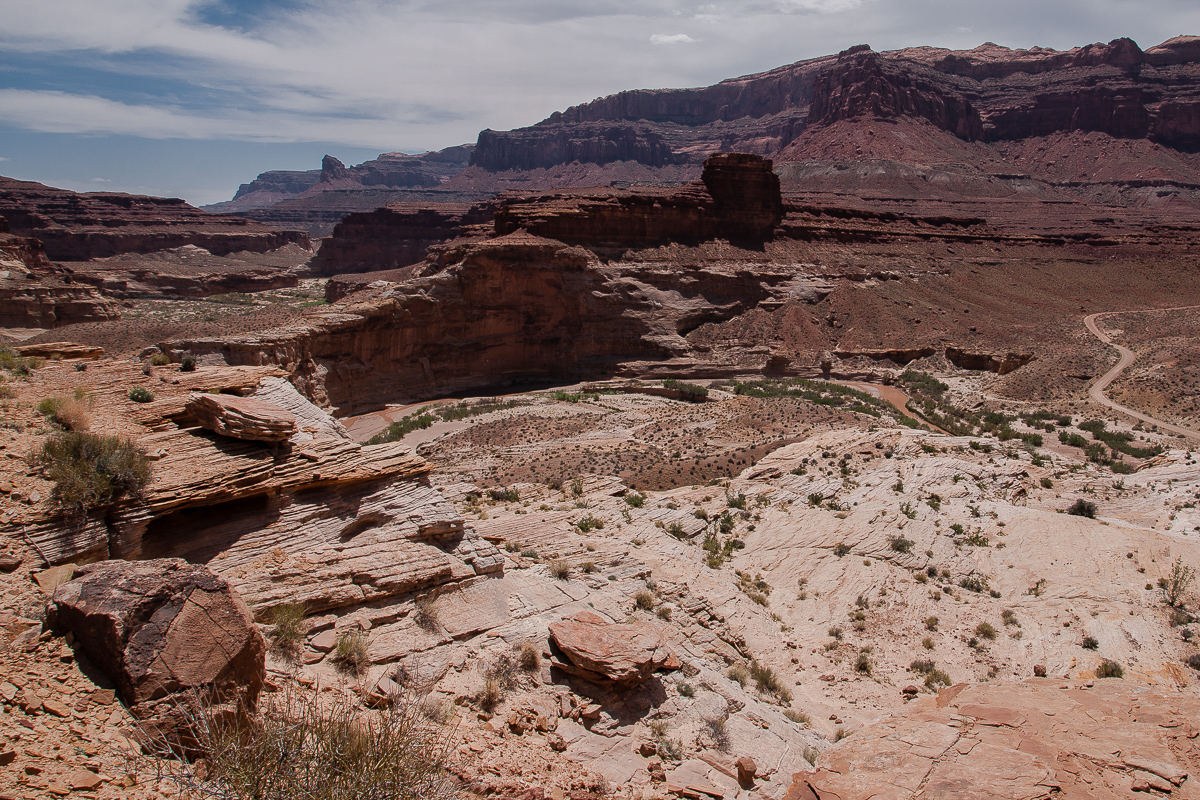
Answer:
[651,33,697,45]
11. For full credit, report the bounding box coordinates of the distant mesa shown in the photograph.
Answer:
[214,34,1200,237]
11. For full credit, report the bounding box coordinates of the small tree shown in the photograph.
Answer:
[1162,557,1195,608]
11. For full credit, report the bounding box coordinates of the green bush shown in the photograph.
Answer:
[975,622,997,640]
[889,535,914,554]
[128,386,155,403]
[1095,659,1123,679]
[179,354,197,372]
[30,432,151,512]
[663,379,709,401]
[1067,499,1097,518]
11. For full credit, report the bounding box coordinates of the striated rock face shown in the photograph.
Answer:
[0,176,309,261]
[806,50,983,140]
[10,364,503,623]
[549,611,673,684]
[306,202,490,277]
[0,222,120,327]
[47,559,265,712]
[184,393,297,442]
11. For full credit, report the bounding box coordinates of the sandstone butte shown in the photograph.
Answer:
[3,31,1200,800]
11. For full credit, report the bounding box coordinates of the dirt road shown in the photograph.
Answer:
[1083,308,1200,440]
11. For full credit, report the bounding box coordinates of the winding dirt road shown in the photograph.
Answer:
[1083,308,1200,439]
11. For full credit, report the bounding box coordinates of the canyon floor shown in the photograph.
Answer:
[1,340,1199,798]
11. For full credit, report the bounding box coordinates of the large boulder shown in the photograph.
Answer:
[47,559,265,720]
[185,392,296,442]
[548,611,673,685]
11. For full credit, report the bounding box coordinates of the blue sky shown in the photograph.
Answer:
[1,0,1197,205]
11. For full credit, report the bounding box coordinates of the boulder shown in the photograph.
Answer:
[548,612,673,685]
[185,392,297,442]
[47,559,265,721]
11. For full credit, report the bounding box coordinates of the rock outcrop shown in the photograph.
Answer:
[184,392,297,442]
[548,612,674,685]
[0,219,121,327]
[493,153,783,248]
[0,177,309,261]
[786,679,1200,799]
[46,559,265,715]
[8,361,503,622]
[307,202,490,277]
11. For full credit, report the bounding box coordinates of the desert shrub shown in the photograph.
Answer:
[30,431,151,512]
[179,354,197,372]
[909,659,936,674]
[703,715,731,751]
[749,661,792,702]
[477,678,504,711]
[149,353,171,366]
[727,663,750,688]
[924,616,939,631]
[922,636,936,650]
[414,598,440,632]
[575,513,604,532]
[517,642,541,672]
[624,492,646,508]
[332,631,369,675]
[487,487,519,503]
[634,591,655,610]
[678,683,695,698]
[548,559,572,580]
[1161,557,1195,608]
[268,603,307,660]
[854,652,872,674]
[1001,609,1019,626]
[663,379,708,401]
[1040,477,1054,489]
[1066,499,1097,518]
[139,686,456,800]
[975,622,997,640]
[889,535,914,554]
[1081,635,1099,650]
[833,542,851,557]
[37,395,91,431]
[959,576,987,594]
[128,386,155,403]
[784,709,811,726]
[1185,653,1200,671]
[485,652,519,691]
[1095,659,1124,679]
[580,561,597,574]
[924,668,952,689]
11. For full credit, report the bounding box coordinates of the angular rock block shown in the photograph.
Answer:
[185,392,297,442]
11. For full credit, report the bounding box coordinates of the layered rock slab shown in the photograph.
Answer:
[184,392,297,442]
[786,680,1200,799]
[549,611,673,684]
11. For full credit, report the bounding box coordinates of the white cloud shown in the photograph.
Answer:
[651,33,697,45]
[90,177,110,182]
[0,157,8,162]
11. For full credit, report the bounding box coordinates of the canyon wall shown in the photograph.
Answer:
[0,177,309,261]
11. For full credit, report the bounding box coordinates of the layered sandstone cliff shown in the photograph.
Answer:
[0,217,120,327]
[0,177,310,261]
